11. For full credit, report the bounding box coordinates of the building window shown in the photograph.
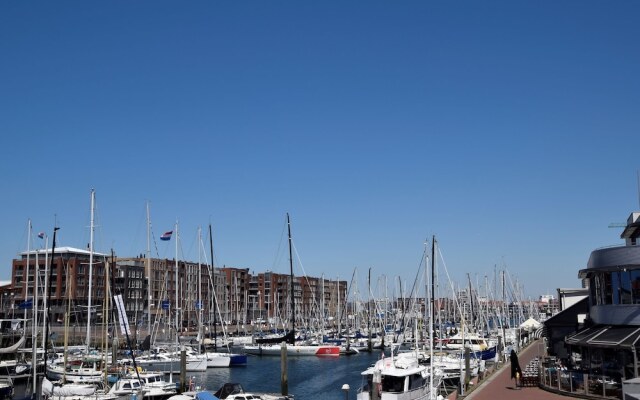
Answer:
[616,270,632,304]
[593,274,603,305]
[596,270,640,305]
[603,273,613,305]
[632,270,640,304]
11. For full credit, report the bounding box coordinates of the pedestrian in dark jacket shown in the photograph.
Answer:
[510,349,522,389]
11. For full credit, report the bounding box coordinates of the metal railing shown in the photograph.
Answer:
[539,361,622,399]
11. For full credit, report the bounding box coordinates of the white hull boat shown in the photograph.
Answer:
[204,352,231,368]
[357,353,443,400]
[243,343,340,357]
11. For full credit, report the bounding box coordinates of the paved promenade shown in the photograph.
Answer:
[463,339,569,400]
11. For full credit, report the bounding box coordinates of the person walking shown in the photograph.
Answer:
[510,349,522,389]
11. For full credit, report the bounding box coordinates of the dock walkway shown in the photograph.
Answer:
[462,339,570,400]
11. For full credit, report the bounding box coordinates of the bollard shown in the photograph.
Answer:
[281,342,288,396]
[341,383,350,400]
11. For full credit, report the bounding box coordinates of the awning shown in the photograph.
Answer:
[565,325,640,349]
[520,317,541,329]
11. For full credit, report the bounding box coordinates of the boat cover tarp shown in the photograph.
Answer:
[195,392,220,400]
[167,395,193,400]
[471,346,498,360]
[255,330,295,345]
[214,383,244,399]
[42,378,96,396]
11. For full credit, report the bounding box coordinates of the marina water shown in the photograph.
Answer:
[192,351,381,399]
[14,351,381,400]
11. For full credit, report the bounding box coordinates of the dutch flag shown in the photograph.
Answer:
[38,232,45,239]
[160,231,173,241]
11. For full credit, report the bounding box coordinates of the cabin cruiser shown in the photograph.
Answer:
[46,355,105,383]
[357,352,443,400]
[123,369,178,397]
[129,347,207,373]
[443,333,491,352]
[109,375,176,399]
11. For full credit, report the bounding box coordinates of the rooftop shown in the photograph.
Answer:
[19,246,107,257]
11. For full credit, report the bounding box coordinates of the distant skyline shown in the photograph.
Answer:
[1,1,639,299]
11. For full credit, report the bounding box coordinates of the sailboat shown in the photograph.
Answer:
[41,225,118,399]
[200,224,246,367]
[186,226,230,368]
[169,223,207,372]
[0,234,31,381]
[243,214,339,357]
[357,237,444,400]
[133,222,207,373]
[46,190,113,383]
[1,221,38,383]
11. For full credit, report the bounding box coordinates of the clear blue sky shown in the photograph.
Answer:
[1,1,639,299]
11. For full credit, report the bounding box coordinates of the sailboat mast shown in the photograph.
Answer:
[208,224,217,351]
[197,227,203,344]
[367,267,372,352]
[86,188,95,351]
[287,213,295,341]
[484,274,489,334]
[174,222,179,346]
[23,219,31,326]
[431,236,436,335]
[41,234,49,353]
[398,277,404,343]
[146,202,152,342]
[43,227,59,382]
[337,276,341,341]
[502,269,506,352]
[467,273,474,331]
[32,241,39,396]
[430,237,436,400]
[321,275,324,334]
